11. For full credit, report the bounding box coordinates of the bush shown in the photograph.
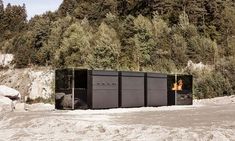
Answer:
[194,71,233,99]
[216,57,235,92]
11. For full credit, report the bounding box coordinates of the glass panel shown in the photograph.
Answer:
[55,69,73,109]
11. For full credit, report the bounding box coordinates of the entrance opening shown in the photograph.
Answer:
[74,69,88,109]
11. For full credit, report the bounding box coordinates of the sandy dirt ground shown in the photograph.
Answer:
[0,96,235,141]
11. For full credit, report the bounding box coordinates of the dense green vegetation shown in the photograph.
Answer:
[0,0,234,98]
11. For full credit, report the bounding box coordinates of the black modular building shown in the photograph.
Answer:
[88,70,119,109]
[119,71,145,108]
[55,69,193,110]
[145,73,168,107]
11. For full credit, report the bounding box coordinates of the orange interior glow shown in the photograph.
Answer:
[172,79,183,91]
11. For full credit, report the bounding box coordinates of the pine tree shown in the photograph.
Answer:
[3,3,27,33]
[220,3,235,56]
[39,15,73,66]
[103,12,120,31]
[204,0,224,41]
[0,0,4,40]
[152,0,174,15]
[91,22,121,69]
[119,15,136,70]
[181,0,206,26]
[0,0,3,19]
[54,21,93,68]
[13,33,35,68]
[58,0,78,17]
[117,0,128,16]
[150,14,175,72]
[171,34,188,67]
[132,15,155,70]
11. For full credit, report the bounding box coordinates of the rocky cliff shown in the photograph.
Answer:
[0,67,54,102]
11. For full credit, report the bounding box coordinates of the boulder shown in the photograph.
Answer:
[0,96,13,112]
[0,85,21,100]
[56,93,65,100]
[61,94,73,109]
[14,103,25,112]
[55,93,88,109]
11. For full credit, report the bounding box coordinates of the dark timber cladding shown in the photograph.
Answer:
[55,69,193,110]
[145,73,167,107]
[119,71,145,108]
[88,70,119,109]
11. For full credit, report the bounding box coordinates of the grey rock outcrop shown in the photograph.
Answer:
[0,96,13,112]
[0,85,21,100]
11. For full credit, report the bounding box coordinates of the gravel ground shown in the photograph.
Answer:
[0,96,235,141]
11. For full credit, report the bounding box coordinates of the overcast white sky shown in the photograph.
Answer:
[3,0,63,19]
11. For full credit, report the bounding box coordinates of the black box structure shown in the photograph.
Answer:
[145,73,168,107]
[119,71,145,108]
[87,70,119,109]
[167,75,193,105]
[55,69,119,109]
[55,68,193,110]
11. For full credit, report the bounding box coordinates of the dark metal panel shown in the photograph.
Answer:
[146,73,167,78]
[93,76,118,90]
[121,90,145,107]
[122,77,144,90]
[147,77,167,90]
[91,70,119,76]
[87,70,93,108]
[92,90,119,109]
[118,73,122,107]
[90,70,119,109]
[167,75,175,106]
[147,90,167,106]
[119,71,145,77]
[145,73,168,107]
[119,71,145,107]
